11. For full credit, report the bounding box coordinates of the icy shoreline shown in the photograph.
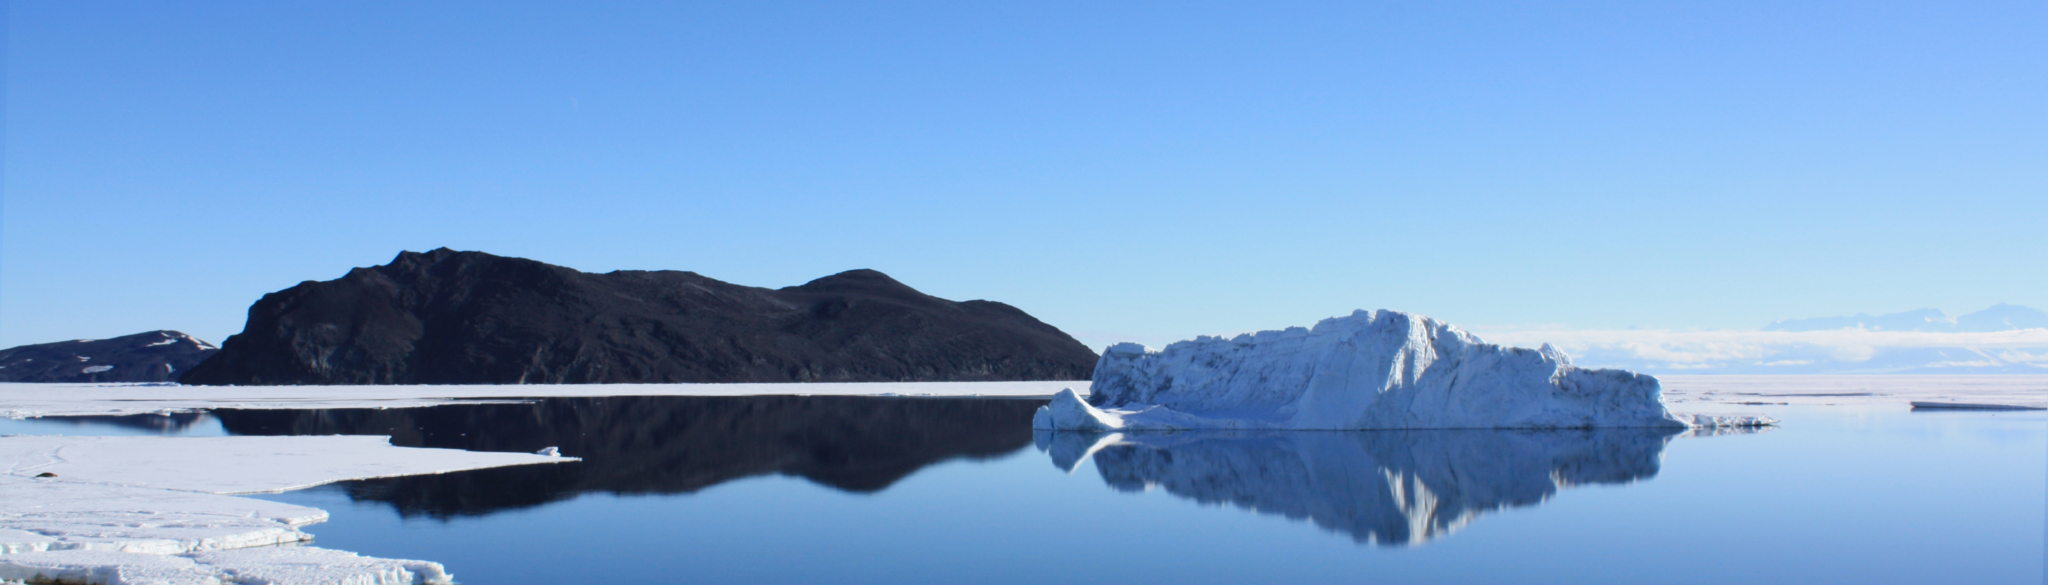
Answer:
[1,435,571,584]
[0,381,1085,420]
[3,374,2037,424]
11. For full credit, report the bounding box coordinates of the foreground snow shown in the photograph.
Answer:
[1037,310,1770,431]
[0,381,1084,419]
[1,435,571,584]
[0,548,448,585]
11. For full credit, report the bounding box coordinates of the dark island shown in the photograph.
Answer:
[180,248,1096,385]
[0,331,219,383]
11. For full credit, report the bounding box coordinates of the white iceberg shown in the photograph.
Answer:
[1036,310,1773,431]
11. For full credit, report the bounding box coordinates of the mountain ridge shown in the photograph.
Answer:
[180,249,1097,385]
[0,331,219,383]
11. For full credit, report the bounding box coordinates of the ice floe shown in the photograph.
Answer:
[1908,401,2046,411]
[1,435,573,494]
[1659,375,2048,409]
[0,547,449,585]
[1036,310,1771,431]
[1,435,571,584]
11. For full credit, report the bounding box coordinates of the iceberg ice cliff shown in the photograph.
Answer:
[1036,310,1769,431]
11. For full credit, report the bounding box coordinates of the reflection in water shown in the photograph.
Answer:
[213,396,1042,518]
[61,412,216,432]
[0,412,222,436]
[1037,427,1706,546]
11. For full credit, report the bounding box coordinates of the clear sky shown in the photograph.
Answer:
[4,1,2044,350]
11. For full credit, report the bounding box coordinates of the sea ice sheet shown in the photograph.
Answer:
[1,435,573,495]
[0,380,1087,420]
[1,435,570,584]
[1659,374,2047,409]
[0,547,450,585]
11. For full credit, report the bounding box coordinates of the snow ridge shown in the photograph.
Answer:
[1037,310,1757,431]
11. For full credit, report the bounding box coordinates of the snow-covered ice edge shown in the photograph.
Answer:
[0,381,1087,420]
[2,435,573,585]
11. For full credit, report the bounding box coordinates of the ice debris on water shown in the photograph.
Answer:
[1035,310,1777,431]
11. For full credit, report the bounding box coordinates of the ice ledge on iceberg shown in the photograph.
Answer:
[1035,310,1777,431]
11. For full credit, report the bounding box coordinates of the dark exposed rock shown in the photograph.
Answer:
[212,396,1044,517]
[0,330,218,383]
[179,248,1096,385]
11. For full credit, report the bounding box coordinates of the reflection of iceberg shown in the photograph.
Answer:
[1037,427,1680,546]
[1038,310,1773,431]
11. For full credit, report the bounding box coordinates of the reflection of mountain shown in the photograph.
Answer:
[1038,428,1679,546]
[214,396,1041,518]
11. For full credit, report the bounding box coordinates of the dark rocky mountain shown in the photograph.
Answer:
[0,331,219,383]
[180,248,1096,385]
[212,395,1043,517]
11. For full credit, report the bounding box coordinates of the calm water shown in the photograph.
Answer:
[11,396,2044,584]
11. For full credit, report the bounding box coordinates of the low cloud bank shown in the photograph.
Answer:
[1473,328,2048,375]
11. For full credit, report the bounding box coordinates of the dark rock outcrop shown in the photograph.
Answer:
[0,331,218,383]
[180,248,1096,385]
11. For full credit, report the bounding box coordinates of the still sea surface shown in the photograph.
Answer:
[4,395,2042,584]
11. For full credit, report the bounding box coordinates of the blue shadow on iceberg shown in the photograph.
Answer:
[1035,427,1739,546]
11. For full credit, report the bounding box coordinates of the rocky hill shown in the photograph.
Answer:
[0,331,219,383]
[180,249,1096,385]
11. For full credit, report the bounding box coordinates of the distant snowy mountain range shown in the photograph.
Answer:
[1762,303,2048,333]
[1483,304,2048,376]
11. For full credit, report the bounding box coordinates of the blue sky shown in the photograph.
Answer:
[4,1,2044,350]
